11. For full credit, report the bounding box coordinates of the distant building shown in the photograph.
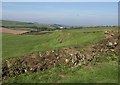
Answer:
[59,26,64,29]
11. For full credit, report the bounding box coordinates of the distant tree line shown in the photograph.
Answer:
[32,26,53,31]
[2,25,35,28]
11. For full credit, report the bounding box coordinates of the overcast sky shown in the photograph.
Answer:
[2,2,118,26]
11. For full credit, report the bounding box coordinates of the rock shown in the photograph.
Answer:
[70,53,73,56]
[39,52,42,57]
[110,49,115,52]
[24,69,27,73]
[6,60,12,68]
[46,51,50,55]
[107,41,113,47]
[56,56,60,60]
[65,59,69,64]
[104,31,109,34]
[51,50,54,53]
[111,33,114,36]
[100,49,103,52]
[114,42,117,46]
[78,62,82,66]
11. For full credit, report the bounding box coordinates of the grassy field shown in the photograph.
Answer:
[2,28,106,60]
[1,20,59,30]
[2,26,118,83]
[1,20,35,28]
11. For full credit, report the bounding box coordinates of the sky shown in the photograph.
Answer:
[1,0,119,2]
[2,2,118,26]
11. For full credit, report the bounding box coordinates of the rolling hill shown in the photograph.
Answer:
[1,20,68,31]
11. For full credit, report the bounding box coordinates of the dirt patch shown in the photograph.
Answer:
[22,31,53,35]
[83,30,102,33]
[0,28,30,35]
[2,30,119,80]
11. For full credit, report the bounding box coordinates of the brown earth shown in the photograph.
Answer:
[0,28,30,34]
